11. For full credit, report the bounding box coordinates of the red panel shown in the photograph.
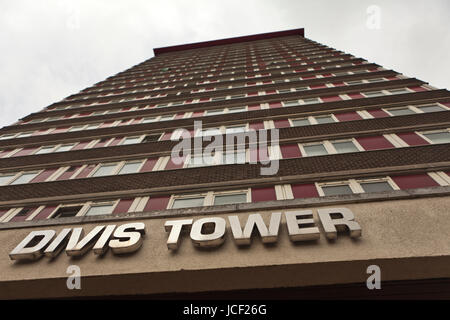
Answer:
[112,198,134,215]
[333,82,345,87]
[10,207,38,222]
[247,92,258,97]
[79,112,92,116]
[249,122,265,130]
[367,109,390,118]
[160,132,173,141]
[192,111,204,117]
[199,97,210,102]
[94,138,111,148]
[56,166,82,181]
[334,112,362,122]
[302,75,316,79]
[12,148,36,157]
[269,102,283,108]
[265,90,276,95]
[165,156,186,170]
[32,129,49,136]
[0,149,13,158]
[396,132,430,146]
[251,186,277,202]
[72,141,91,150]
[348,93,364,99]
[321,95,342,102]
[392,174,439,190]
[443,102,450,108]
[108,137,123,147]
[175,113,184,119]
[143,196,170,211]
[310,84,327,89]
[248,104,261,111]
[249,147,269,162]
[100,121,115,128]
[140,158,158,172]
[274,119,291,128]
[33,206,57,220]
[408,86,427,92]
[30,168,58,183]
[356,136,394,150]
[75,164,97,178]
[291,183,319,199]
[280,144,302,159]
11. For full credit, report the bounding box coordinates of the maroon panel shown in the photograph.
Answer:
[249,147,269,162]
[52,127,69,134]
[333,82,345,87]
[321,95,342,102]
[248,104,261,111]
[367,109,390,118]
[408,86,427,92]
[0,149,13,158]
[140,158,158,172]
[334,111,362,122]
[356,136,394,150]
[160,132,173,141]
[143,196,170,211]
[10,207,38,222]
[165,156,185,170]
[310,84,327,89]
[251,186,277,202]
[0,209,9,219]
[192,111,204,117]
[265,90,276,95]
[175,113,184,119]
[392,174,439,190]
[269,102,282,108]
[112,198,134,215]
[33,206,57,220]
[12,148,36,157]
[247,92,258,97]
[274,119,291,128]
[249,122,265,130]
[32,129,48,136]
[30,168,59,183]
[291,183,319,199]
[302,75,316,79]
[72,141,91,150]
[348,93,364,99]
[396,132,430,146]
[56,166,82,181]
[280,144,302,159]
[100,121,115,128]
[75,164,97,178]
[108,137,123,147]
[199,97,210,102]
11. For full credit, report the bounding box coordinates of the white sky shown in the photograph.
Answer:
[0,0,449,128]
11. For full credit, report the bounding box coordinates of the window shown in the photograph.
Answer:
[284,100,301,107]
[346,80,364,85]
[367,78,385,83]
[225,125,246,134]
[332,141,359,153]
[359,181,394,193]
[122,136,142,145]
[386,107,415,116]
[321,184,353,196]
[388,88,410,94]
[315,115,335,124]
[92,163,117,177]
[200,127,222,137]
[292,118,310,127]
[213,192,247,205]
[362,91,385,98]
[86,123,100,130]
[118,161,142,175]
[228,106,246,113]
[206,109,224,116]
[302,97,320,104]
[416,104,445,113]
[303,144,328,156]
[10,172,39,185]
[85,202,115,216]
[69,125,85,132]
[223,150,246,164]
[16,132,33,138]
[142,117,157,123]
[35,146,55,155]
[230,94,245,100]
[55,144,75,152]
[422,131,450,144]
[142,134,160,143]
[172,196,205,209]
[52,205,83,218]
[0,174,16,186]
[0,134,17,140]
[159,115,174,121]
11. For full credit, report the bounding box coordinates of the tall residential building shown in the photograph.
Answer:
[1,28,449,299]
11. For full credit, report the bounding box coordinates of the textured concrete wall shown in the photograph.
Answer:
[0,195,449,299]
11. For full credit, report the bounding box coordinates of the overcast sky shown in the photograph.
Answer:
[0,0,449,128]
